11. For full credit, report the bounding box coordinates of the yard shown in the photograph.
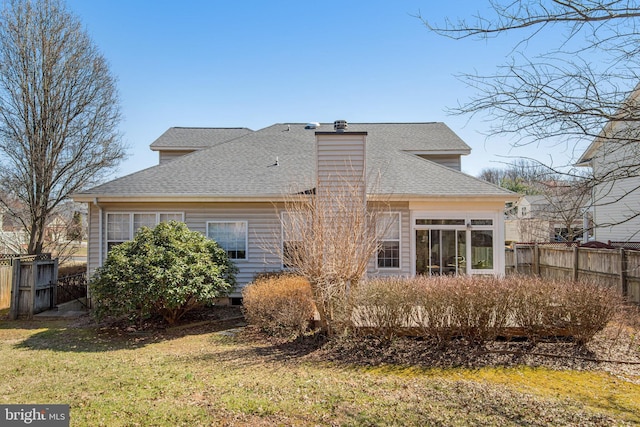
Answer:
[1,309,639,426]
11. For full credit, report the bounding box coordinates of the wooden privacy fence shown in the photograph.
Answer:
[0,254,59,318]
[0,259,11,309]
[506,244,640,303]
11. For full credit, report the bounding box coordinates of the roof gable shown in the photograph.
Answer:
[149,127,254,151]
[75,122,513,201]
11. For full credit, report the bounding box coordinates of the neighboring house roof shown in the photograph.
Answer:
[149,127,254,151]
[576,82,640,166]
[520,195,548,206]
[74,122,514,202]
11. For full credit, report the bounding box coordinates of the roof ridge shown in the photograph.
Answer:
[170,126,253,130]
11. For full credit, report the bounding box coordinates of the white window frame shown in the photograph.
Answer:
[411,211,500,276]
[377,212,401,270]
[206,221,248,261]
[280,212,306,269]
[105,212,184,250]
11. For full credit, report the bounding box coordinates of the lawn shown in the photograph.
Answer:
[1,314,639,426]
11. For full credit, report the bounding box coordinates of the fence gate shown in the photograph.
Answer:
[6,255,59,319]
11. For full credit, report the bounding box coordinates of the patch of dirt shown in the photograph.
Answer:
[73,305,244,332]
[242,310,640,381]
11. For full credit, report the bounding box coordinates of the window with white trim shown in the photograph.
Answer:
[207,221,248,260]
[106,212,184,250]
[470,219,494,270]
[280,212,311,269]
[377,212,401,269]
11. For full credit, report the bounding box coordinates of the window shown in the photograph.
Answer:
[281,212,306,269]
[471,230,493,269]
[106,212,184,250]
[471,219,493,226]
[106,213,130,250]
[377,213,400,269]
[207,221,247,260]
[133,213,156,231]
[160,213,183,223]
[416,219,465,226]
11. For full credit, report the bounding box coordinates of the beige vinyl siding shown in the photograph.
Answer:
[88,202,283,296]
[86,200,416,295]
[158,149,197,164]
[316,133,366,196]
[416,154,461,171]
[185,204,282,292]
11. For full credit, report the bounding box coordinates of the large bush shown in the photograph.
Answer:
[352,275,621,345]
[91,221,237,325]
[242,274,316,338]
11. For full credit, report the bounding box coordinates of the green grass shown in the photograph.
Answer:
[1,319,639,426]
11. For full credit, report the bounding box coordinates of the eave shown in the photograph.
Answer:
[73,193,518,204]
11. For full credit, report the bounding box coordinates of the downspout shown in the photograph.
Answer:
[93,198,103,267]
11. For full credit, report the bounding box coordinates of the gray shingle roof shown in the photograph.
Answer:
[76,122,513,200]
[149,127,254,150]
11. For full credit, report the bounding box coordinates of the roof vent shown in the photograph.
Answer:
[304,122,320,129]
[334,120,348,132]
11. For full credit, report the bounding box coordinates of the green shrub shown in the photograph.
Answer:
[91,221,237,325]
[242,275,316,338]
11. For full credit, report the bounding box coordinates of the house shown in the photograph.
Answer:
[0,196,85,254]
[576,86,640,242]
[72,121,516,298]
[505,193,587,243]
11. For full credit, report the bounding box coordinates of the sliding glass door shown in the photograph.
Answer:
[415,229,466,275]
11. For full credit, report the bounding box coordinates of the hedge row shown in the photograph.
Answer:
[242,274,622,344]
[352,275,621,344]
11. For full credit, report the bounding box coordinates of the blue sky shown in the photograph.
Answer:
[66,0,579,178]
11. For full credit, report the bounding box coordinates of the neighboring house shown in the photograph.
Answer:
[576,87,640,242]
[0,197,85,254]
[505,194,587,243]
[72,121,516,298]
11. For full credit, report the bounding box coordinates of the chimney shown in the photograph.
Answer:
[315,121,367,205]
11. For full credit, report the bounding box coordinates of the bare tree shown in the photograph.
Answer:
[424,1,640,230]
[479,158,556,193]
[0,0,124,254]
[276,174,391,336]
[487,159,592,242]
[541,178,592,241]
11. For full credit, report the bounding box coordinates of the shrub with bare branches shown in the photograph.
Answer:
[356,275,621,345]
[351,278,419,340]
[242,275,316,338]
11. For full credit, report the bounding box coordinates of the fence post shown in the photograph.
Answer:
[620,248,628,298]
[573,245,579,281]
[513,245,518,274]
[534,244,540,276]
[9,258,20,320]
[51,259,59,310]
[28,260,37,318]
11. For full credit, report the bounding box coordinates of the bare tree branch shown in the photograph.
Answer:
[0,0,124,254]
[428,1,640,235]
